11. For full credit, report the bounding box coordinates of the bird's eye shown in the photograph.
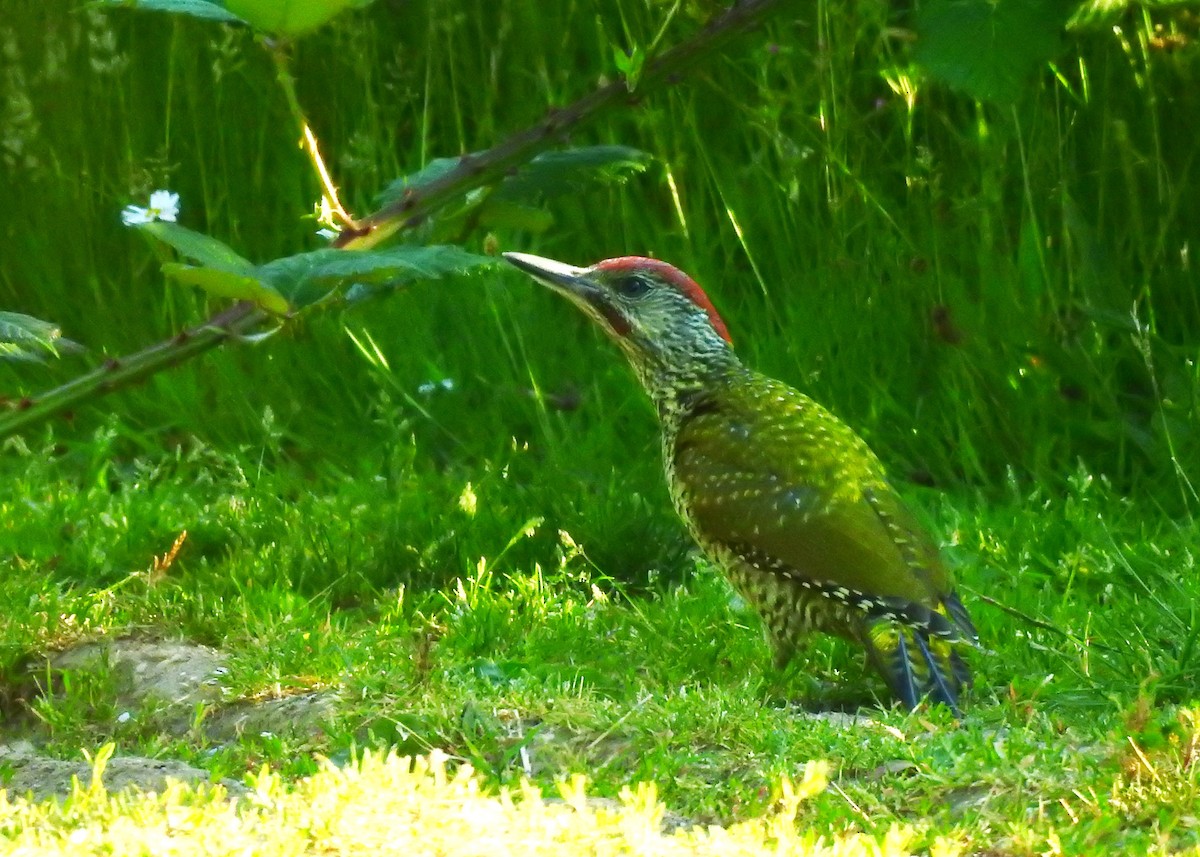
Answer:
[614,275,652,298]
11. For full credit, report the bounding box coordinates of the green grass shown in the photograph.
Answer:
[2,0,1200,852]
[3,0,1197,493]
[3,436,1200,852]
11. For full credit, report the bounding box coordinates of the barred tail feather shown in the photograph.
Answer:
[949,648,972,690]
[864,622,968,717]
[943,590,980,646]
[885,627,920,710]
[912,630,960,715]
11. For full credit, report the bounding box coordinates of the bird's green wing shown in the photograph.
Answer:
[672,375,968,637]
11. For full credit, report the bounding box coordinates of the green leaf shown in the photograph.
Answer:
[138,222,256,274]
[162,263,291,315]
[494,146,653,203]
[915,0,1074,103]
[288,246,496,282]
[254,252,344,310]
[93,0,246,24]
[256,245,499,310]
[223,0,374,37]
[140,223,285,311]
[0,311,80,362]
[613,44,646,90]
[152,237,497,313]
[375,155,465,208]
[375,145,653,211]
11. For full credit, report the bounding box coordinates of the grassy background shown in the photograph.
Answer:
[2,0,1200,851]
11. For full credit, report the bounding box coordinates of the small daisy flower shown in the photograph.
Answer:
[121,189,180,226]
[418,378,456,395]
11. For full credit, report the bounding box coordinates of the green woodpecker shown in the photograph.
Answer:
[505,252,979,715]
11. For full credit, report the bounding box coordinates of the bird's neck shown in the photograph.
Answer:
[630,345,744,424]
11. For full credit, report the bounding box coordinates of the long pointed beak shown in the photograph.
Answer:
[503,252,601,301]
[505,251,634,339]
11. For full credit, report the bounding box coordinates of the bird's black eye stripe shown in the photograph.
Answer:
[614,274,652,298]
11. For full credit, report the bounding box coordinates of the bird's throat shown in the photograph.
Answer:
[635,352,745,426]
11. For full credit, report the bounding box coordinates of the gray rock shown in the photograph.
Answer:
[0,742,245,801]
[203,690,339,742]
[48,638,229,710]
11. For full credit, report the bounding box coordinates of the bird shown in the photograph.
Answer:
[504,251,980,715]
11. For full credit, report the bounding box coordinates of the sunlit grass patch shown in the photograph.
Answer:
[0,748,909,857]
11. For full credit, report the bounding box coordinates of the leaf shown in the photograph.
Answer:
[162,263,290,315]
[494,146,653,203]
[151,234,498,313]
[375,145,653,210]
[256,245,499,309]
[223,0,374,37]
[141,223,286,312]
[0,311,81,362]
[254,252,344,310]
[375,155,467,208]
[613,44,646,90]
[0,312,62,349]
[915,0,1074,103]
[93,0,246,24]
[138,222,256,274]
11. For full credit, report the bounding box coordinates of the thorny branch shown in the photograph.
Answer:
[0,0,794,441]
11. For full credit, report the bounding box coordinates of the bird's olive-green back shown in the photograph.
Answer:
[669,371,953,606]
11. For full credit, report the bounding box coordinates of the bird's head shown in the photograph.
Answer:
[505,252,735,390]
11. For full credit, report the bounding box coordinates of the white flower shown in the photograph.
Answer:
[316,228,339,241]
[418,378,456,395]
[121,189,180,226]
